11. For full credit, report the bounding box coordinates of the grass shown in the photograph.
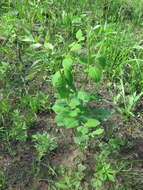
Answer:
[0,0,143,189]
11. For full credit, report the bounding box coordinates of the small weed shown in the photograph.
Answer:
[10,109,27,142]
[32,132,57,161]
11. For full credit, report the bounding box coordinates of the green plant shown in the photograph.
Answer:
[10,109,27,142]
[32,132,57,160]
[52,29,108,148]
[114,79,143,117]
[90,138,126,190]
[91,152,116,190]
[74,118,104,149]
[55,165,86,190]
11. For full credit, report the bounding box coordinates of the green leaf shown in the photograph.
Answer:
[55,183,69,189]
[21,36,34,42]
[76,29,85,41]
[107,174,115,182]
[90,129,104,137]
[88,66,102,83]
[96,55,107,68]
[44,42,54,50]
[85,119,100,127]
[25,71,37,81]
[30,43,42,49]
[52,71,63,88]
[58,87,71,98]
[77,56,88,65]
[62,57,74,86]
[64,117,79,128]
[62,57,73,71]
[70,42,82,52]
[77,91,91,101]
[77,55,95,66]
[69,97,80,108]
[77,126,89,135]
[69,108,80,117]
[78,91,100,101]
[54,115,65,126]
[52,99,67,114]
[64,70,73,85]
[52,72,70,98]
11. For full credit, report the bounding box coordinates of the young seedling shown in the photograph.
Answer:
[52,29,108,148]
